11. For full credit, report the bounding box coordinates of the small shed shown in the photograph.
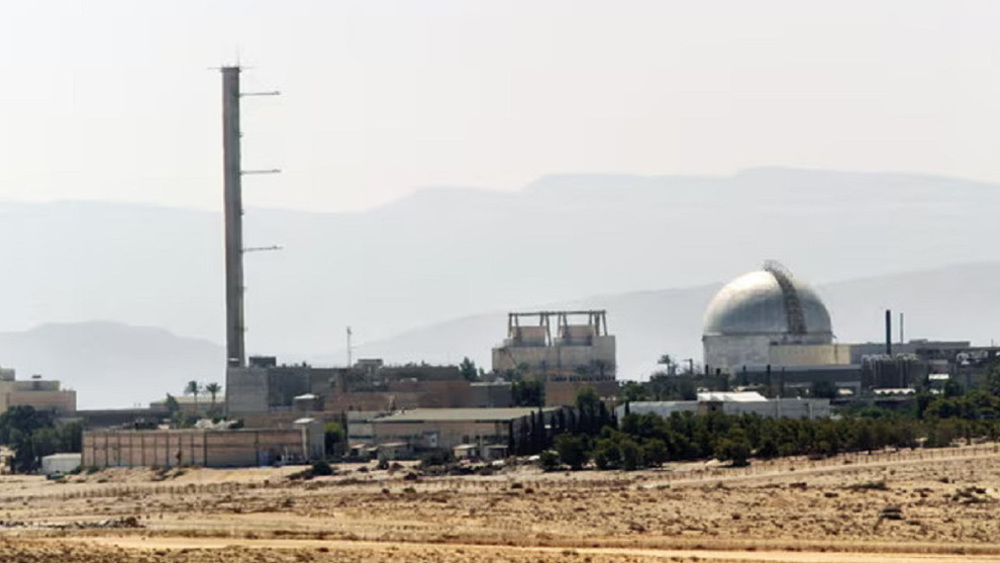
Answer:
[41,453,81,475]
[376,441,409,461]
[452,444,478,460]
[483,444,508,461]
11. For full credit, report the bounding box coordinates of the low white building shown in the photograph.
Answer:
[617,391,830,421]
[41,453,81,475]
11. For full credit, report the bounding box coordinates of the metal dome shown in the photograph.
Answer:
[703,265,832,338]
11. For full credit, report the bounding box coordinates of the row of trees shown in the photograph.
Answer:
[540,382,1000,471]
[510,388,615,456]
[183,380,223,409]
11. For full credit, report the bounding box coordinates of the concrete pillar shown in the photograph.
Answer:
[222,66,245,368]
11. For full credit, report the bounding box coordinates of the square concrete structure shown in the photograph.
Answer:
[0,370,76,416]
[492,311,616,379]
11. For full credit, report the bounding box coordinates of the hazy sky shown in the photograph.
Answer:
[1,1,998,212]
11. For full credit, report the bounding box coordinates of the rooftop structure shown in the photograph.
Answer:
[492,310,616,380]
[703,262,849,373]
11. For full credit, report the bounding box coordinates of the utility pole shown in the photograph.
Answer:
[346,327,353,368]
[220,66,280,369]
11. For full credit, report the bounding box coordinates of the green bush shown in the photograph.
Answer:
[311,460,334,476]
[538,450,560,471]
[554,434,589,470]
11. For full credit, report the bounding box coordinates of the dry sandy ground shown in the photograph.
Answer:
[2,444,1000,562]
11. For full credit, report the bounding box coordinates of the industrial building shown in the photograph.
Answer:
[226,356,514,418]
[0,369,76,416]
[702,262,850,373]
[492,310,619,403]
[700,262,1000,400]
[82,422,324,469]
[618,391,831,420]
[354,407,562,457]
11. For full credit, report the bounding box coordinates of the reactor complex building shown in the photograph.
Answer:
[702,262,850,373]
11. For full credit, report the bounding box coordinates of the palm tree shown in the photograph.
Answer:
[204,382,222,408]
[184,380,202,412]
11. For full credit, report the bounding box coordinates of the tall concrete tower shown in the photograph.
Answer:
[221,66,245,368]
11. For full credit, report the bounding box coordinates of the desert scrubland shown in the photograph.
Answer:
[1,445,1000,562]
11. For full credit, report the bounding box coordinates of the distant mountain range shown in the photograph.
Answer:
[0,168,997,407]
[0,322,223,410]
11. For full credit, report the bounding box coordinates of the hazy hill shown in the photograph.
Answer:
[0,168,997,407]
[0,322,223,410]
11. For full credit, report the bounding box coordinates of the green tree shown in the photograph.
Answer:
[984,364,1000,397]
[164,393,180,414]
[459,357,478,381]
[204,382,222,409]
[619,437,643,470]
[620,381,647,402]
[184,380,202,413]
[512,379,545,407]
[716,427,751,467]
[539,450,560,471]
[324,421,346,456]
[641,438,669,467]
[58,421,83,453]
[554,433,590,470]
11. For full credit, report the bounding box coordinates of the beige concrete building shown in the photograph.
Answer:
[492,311,619,405]
[82,423,324,469]
[493,311,616,378]
[0,370,76,416]
[367,407,561,452]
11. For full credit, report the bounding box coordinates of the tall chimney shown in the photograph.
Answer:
[885,309,892,356]
[222,66,245,368]
[899,312,904,345]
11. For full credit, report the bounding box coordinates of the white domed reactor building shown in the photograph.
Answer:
[703,262,851,373]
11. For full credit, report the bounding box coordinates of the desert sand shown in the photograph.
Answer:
[2,444,1000,562]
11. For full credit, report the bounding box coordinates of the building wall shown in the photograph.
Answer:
[619,399,830,421]
[713,398,831,419]
[7,390,76,416]
[226,367,269,414]
[372,419,513,451]
[704,334,843,374]
[468,382,513,408]
[703,334,776,373]
[82,427,323,469]
[0,379,76,416]
[768,344,852,367]
[545,379,619,406]
[492,335,617,377]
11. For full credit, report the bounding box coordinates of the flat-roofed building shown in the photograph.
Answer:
[367,407,562,452]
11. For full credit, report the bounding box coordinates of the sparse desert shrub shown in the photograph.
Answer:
[849,480,889,491]
[311,460,334,476]
[539,450,560,472]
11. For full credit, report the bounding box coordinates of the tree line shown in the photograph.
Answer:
[537,387,1000,471]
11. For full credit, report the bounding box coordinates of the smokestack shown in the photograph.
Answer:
[222,66,245,368]
[885,309,892,356]
[899,312,904,345]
